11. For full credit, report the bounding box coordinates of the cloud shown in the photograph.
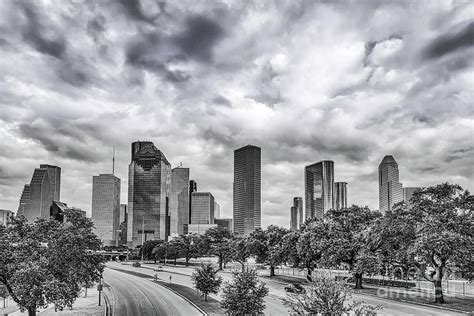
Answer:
[423,21,474,60]
[0,0,472,226]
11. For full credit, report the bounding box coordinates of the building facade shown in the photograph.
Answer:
[92,174,121,246]
[233,145,261,236]
[379,155,403,213]
[170,167,190,236]
[305,160,334,219]
[191,192,215,224]
[127,141,171,247]
[290,197,303,230]
[403,187,420,207]
[334,182,348,210]
[215,218,233,232]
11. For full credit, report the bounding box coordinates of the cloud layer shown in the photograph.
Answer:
[1,0,473,227]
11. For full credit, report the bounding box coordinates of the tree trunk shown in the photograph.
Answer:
[28,307,37,316]
[433,279,445,303]
[354,273,363,289]
[270,266,275,277]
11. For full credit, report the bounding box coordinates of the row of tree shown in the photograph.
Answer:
[141,183,473,304]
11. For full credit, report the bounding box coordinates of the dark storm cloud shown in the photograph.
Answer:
[19,3,67,59]
[173,15,225,62]
[423,21,474,60]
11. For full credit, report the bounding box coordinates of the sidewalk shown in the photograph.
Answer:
[0,286,105,316]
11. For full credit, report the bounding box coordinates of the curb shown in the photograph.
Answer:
[148,279,207,316]
[353,290,473,314]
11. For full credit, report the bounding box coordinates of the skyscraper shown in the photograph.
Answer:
[39,164,61,201]
[379,155,403,213]
[305,160,334,219]
[91,174,121,246]
[191,192,215,224]
[127,141,171,247]
[334,182,348,210]
[403,187,420,207]
[233,145,261,236]
[170,167,190,236]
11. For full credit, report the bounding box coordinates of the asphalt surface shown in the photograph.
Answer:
[103,267,203,316]
[107,262,466,316]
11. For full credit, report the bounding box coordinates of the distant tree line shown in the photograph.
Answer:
[140,183,473,304]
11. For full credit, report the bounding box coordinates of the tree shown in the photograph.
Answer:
[230,237,250,271]
[191,263,222,301]
[249,226,289,276]
[140,240,163,262]
[175,234,199,266]
[283,273,382,315]
[406,183,473,303]
[0,210,105,316]
[221,269,268,315]
[203,227,233,270]
[325,206,381,289]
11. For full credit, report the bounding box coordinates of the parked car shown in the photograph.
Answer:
[154,265,163,271]
[284,283,305,294]
[132,262,141,267]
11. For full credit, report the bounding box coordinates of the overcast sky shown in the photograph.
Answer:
[0,0,473,228]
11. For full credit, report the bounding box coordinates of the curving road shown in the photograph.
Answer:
[103,267,203,316]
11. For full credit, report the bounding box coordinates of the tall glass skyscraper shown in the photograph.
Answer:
[91,174,121,246]
[127,141,171,247]
[233,145,261,236]
[378,155,403,213]
[305,160,334,219]
[334,182,348,210]
[170,167,190,236]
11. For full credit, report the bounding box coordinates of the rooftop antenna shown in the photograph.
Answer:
[112,146,115,175]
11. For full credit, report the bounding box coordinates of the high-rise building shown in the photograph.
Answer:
[18,184,30,215]
[39,164,61,201]
[24,168,53,222]
[127,141,171,247]
[403,187,420,207]
[305,160,334,219]
[120,204,128,246]
[215,218,233,232]
[214,201,221,219]
[233,145,261,236]
[92,174,121,246]
[17,164,61,222]
[334,182,348,210]
[379,155,403,213]
[290,197,303,230]
[189,180,197,223]
[191,192,215,224]
[170,167,190,236]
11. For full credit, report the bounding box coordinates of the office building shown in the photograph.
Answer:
[334,182,348,210]
[233,145,261,236]
[214,201,221,219]
[189,180,197,222]
[0,209,13,226]
[290,197,303,230]
[170,167,190,236]
[403,187,420,207]
[191,192,215,224]
[127,141,171,247]
[39,164,61,201]
[18,184,30,215]
[379,155,403,213]
[92,174,121,246]
[305,160,334,219]
[215,218,233,232]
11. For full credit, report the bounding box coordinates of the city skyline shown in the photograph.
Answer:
[0,1,472,229]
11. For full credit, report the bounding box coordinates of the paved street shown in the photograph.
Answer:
[107,262,465,316]
[103,267,203,316]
